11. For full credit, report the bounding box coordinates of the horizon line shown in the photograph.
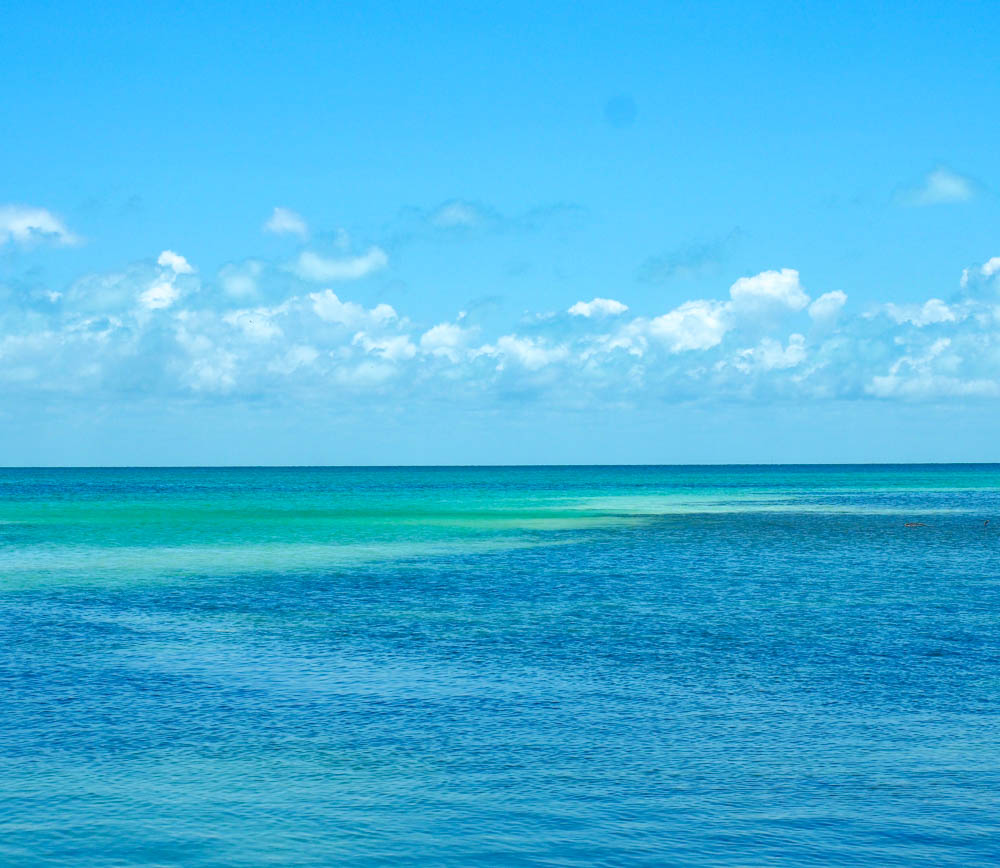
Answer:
[2,462,999,470]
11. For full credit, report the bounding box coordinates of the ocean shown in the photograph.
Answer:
[1,465,998,866]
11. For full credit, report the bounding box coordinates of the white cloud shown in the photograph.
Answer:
[729,268,809,312]
[293,247,388,281]
[808,290,847,320]
[264,207,309,238]
[353,332,417,362]
[882,299,961,327]
[309,290,397,328]
[186,352,238,392]
[568,297,629,317]
[868,374,1000,399]
[157,250,194,274]
[649,300,730,352]
[961,255,1000,288]
[173,325,238,392]
[866,338,999,399]
[224,306,285,341]
[0,205,78,246]
[735,334,807,372]
[902,167,975,206]
[492,335,569,370]
[139,281,180,310]
[586,321,647,358]
[7,256,1000,409]
[420,322,476,360]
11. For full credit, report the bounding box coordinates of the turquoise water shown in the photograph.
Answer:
[2,465,999,866]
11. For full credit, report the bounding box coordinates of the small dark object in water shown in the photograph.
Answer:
[904,522,926,527]
[986,520,991,526]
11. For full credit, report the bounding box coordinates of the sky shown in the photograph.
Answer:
[2,0,1000,464]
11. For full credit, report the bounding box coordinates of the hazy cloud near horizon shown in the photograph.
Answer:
[4,234,1000,410]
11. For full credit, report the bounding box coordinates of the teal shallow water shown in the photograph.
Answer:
[2,466,1000,865]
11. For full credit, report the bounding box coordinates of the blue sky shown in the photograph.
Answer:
[2,0,1000,464]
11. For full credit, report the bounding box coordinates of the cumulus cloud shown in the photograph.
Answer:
[353,332,417,362]
[901,167,976,206]
[139,281,181,310]
[636,269,809,355]
[808,290,847,321]
[4,254,1000,406]
[880,299,962,327]
[568,298,629,318]
[0,205,78,246]
[309,290,397,328]
[224,305,286,341]
[729,268,809,312]
[960,254,1000,289]
[157,250,194,274]
[866,338,1000,399]
[649,300,730,352]
[420,322,477,361]
[293,247,388,282]
[735,334,807,372]
[491,335,569,370]
[264,207,309,238]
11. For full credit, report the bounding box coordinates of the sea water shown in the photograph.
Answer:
[1,466,999,866]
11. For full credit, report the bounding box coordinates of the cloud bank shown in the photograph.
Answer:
[4,250,1000,408]
[0,205,78,246]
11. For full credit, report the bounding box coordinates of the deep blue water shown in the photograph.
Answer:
[2,466,999,865]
